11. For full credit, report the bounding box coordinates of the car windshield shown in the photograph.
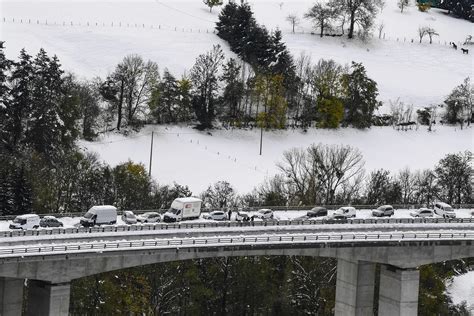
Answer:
[83,212,93,219]
[377,206,385,211]
[168,208,180,215]
[13,218,26,224]
[126,213,134,218]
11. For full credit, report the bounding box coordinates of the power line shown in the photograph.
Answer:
[154,0,215,23]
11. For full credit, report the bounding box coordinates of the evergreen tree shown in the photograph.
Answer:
[27,49,66,159]
[150,69,179,123]
[220,58,244,123]
[11,165,33,215]
[4,49,33,152]
[442,77,473,128]
[342,62,380,128]
[215,1,239,42]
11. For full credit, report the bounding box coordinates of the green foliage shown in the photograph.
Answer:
[317,96,344,128]
[112,161,152,210]
[256,74,288,129]
[417,2,432,11]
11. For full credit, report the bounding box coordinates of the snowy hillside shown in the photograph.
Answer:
[80,125,473,193]
[1,0,472,109]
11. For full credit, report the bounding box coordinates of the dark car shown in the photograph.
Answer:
[40,216,64,228]
[307,207,328,218]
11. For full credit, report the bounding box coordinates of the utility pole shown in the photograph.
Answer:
[148,131,154,177]
[259,126,263,155]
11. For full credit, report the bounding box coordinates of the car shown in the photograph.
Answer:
[136,212,161,223]
[334,206,356,218]
[39,216,64,228]
[326,213,349,222]
[121,211,138,224]
[372,205,394,217]
[253,209,274,220]
[235,211,250,221]
[410,208,434,218]
[433,202,456,219]
[307,206,328,218]
[203,211,227,221]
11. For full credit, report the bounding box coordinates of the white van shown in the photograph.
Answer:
[334,206,357,218]
[433,202,456,218]
[9,214,40,230]
[163,197,202,222]
[80,205,117,227]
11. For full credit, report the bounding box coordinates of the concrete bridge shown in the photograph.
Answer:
[0,220,472,316]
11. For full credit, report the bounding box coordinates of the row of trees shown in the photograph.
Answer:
[68,255,472,315]
[258,145,472,207]
[439,0,473,21]
[304,0,384,39]
[70,257,472,316]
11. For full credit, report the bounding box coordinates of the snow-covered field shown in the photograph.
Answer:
[1,0,472,109]
[79,125,473,193]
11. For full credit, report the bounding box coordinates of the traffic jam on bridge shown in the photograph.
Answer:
[1,198,473,231]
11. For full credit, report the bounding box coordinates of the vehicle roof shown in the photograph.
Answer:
[311,206,326,210]
[211,211,224,214]
[435,202,452,207]
[174,197,202,203]
[419,208,432,211]
[88,205,117,211]
[143,212,159,215]
[378,205,393,208]
[17,214,39,219]
[339,206,355,210]
[43,216,57,219]
[258,209,272,212]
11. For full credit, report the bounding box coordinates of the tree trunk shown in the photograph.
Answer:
[117,80,124,130]
[348,11,356,39]
[320,22,324,37]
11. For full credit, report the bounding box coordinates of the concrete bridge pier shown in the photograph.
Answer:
[378,265,420,316]
[26,280,71,316]
[335,259,376,315]
[0,277,24,316]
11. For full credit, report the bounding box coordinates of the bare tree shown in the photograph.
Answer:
[398,0,409,13]
[377,21,385,39]
[331,0,384,39]
[305,2,335,37]
[286,13,300,33]
[203,0,223,13]
[278,144,365,205]
[425,27,439,44]
[397,168,415,205]
[418,26,428,43]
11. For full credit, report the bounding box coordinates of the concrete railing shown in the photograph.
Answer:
[1,217,473,238]
[0,230,473,259]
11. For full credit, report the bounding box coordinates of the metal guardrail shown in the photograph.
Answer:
[1,231,473,259]
[1,204,472,221]
[1,217,473,238]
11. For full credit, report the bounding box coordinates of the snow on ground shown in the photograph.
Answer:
[79,124,473,193]
[1,0,472,110]
[447,271,474,313]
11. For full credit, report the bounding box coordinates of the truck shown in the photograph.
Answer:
[80,205,117,227]
[9,214,40,230]
[162,197,202,223]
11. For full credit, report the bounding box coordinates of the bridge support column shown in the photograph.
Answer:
[335,259,376,316]
[378,265,419,316]
[0,277,24,316]
[26,280,70,316]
